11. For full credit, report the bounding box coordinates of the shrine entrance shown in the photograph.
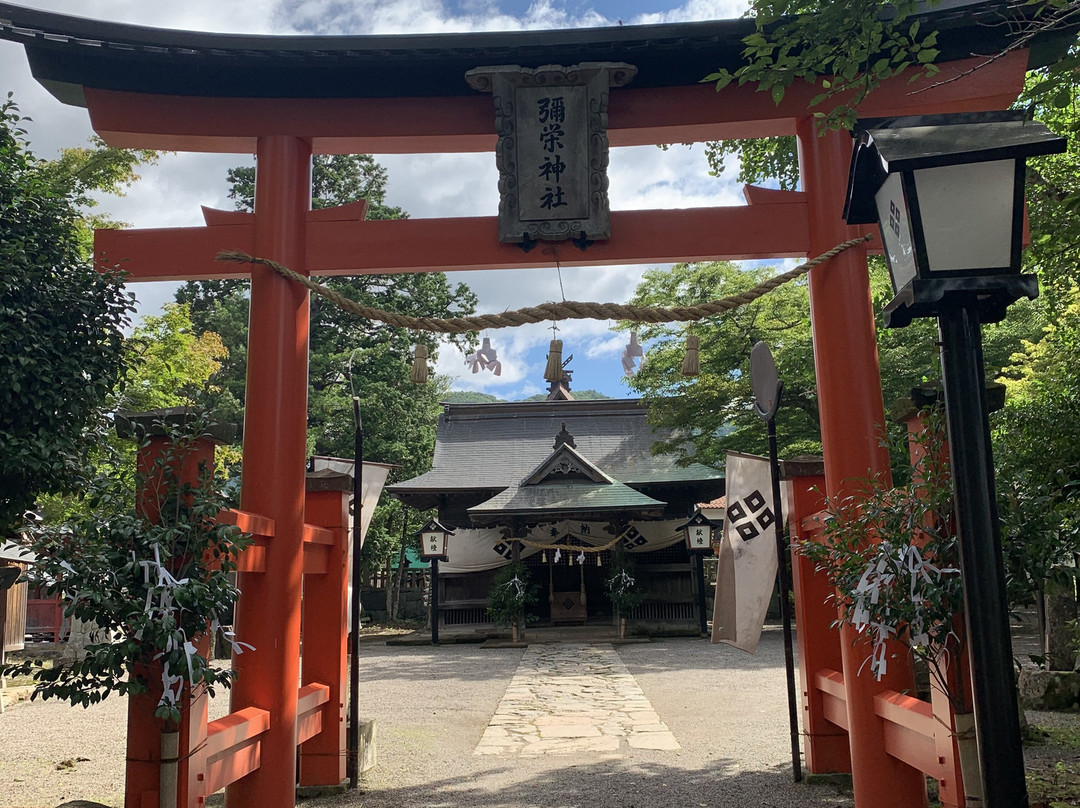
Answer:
[0,3,1053,807]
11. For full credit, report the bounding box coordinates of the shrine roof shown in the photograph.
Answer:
[467,480,667,521]
[386,398,723,503]
[0,1,1067,104]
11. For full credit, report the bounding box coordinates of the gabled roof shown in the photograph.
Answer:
[521,442,611,486]
[389,398,721,492]
[467,480,666,522]
[387,398,723,518]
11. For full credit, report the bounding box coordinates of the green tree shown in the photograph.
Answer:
[703,0,1076,129]
[623,260,820,466]
[0,96,134,538]
[623,256,1039,477]
[4,414,251,724]
[35,136,159,255]
[122,303,230,413]
[994,288,1080,667]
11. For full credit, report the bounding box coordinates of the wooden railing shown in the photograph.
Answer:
[156,491,350,808]
[794,512,970,807]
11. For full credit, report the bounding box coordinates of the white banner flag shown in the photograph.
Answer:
[712,452,779,653]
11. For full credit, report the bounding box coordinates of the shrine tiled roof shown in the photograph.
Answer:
[0,1,1067,103]
[387,398,723,516]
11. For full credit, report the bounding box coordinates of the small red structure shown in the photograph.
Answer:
[0,2,1060,806]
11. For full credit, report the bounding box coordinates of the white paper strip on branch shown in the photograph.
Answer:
[712,452,782,654]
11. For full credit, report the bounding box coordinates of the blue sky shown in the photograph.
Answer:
[1,0,761,401]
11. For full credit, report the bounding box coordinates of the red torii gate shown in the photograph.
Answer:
[0,3,1046,807]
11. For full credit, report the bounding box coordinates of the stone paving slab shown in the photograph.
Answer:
[474,643,679,757]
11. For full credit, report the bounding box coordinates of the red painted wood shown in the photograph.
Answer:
[299,487,350,786]
[126,434,216,808]
[296,683,331,746]
[201,707,271,796]
[798,121,927,808]
[216,508,276,538]
[788,479,851,774]
[84,52,1026,154]
[95,203,813,281]
[302,544,330,575]
[227,135,312,808]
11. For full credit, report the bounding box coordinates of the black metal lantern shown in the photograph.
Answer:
[677,511,716,553]
[416,518,453,561]
[844,111,1065,327]
[843,110,1067,808]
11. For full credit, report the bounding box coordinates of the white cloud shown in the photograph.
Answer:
[631,0,749,25]
[584,333,625,359]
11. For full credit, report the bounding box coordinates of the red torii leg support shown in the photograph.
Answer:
[227,135,312,808]
[126,430,217,808]
[797,120,927,808]
[785,467,851,774]
[299,481,350,786]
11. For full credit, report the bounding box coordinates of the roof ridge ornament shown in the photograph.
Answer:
[554,422,576,449]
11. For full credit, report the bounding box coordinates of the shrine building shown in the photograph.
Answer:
[388,387,724,632]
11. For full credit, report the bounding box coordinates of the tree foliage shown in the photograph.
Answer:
[692,0,1080,631]
[0,95,134,538]
[122,303,229,413]
[3,414,251,725]
[799,408,963,691]
[703,0,941,129]
[624,260,819,465]
[995,289,1080,607]
[34,136,159,255]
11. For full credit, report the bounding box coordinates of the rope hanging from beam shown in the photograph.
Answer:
[216,233,873,334]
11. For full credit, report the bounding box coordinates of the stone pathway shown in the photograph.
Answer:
[474,643,679,757]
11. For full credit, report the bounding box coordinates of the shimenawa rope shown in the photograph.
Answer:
[215,233,872,334]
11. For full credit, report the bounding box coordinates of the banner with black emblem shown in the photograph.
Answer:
[712,452,781,653]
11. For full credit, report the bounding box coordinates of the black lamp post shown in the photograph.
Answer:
[416,518,452,646]
[676,511,715,638]
[844,110,1065,808]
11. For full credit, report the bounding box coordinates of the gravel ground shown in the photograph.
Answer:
[1,628,1076,808]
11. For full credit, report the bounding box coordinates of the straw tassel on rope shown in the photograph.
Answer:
[682,333,701,377]
[543,339,564,382]
[410,343,429,384]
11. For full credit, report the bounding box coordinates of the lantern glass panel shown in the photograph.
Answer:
[686,525,711,550]
[874,172,917,293]
[913,159,1016,272]
[421,531,446,557]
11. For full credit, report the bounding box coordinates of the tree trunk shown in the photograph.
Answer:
[388,504,409,621]
[1036,587,1048,664]
[1046,587,1078,671]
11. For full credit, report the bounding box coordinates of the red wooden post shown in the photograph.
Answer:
[121,412,218,808]
[299,474,351,786]
[227,135,312,808]
[798,121,927,808]
[782,458,851,774]
[899,388,978,807]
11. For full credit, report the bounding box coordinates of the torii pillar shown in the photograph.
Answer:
[798,121,927,808]
[226,136,313,808]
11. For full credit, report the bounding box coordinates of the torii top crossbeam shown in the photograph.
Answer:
[0,1,1051,279]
